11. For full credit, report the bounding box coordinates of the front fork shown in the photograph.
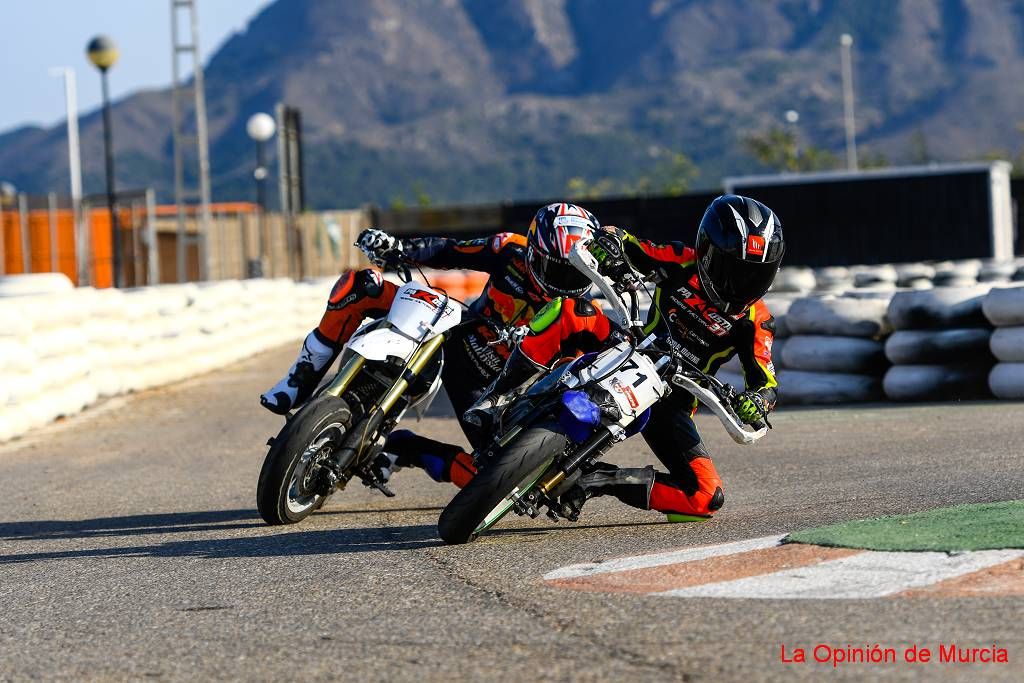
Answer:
[319,334,448,491]
[511,424,623,520]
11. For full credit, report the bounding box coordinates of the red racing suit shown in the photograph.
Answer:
[316,232,596,486]
[513,229,779,518]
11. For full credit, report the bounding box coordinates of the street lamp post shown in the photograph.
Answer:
[86,35,122,287]
[49,67,84,284]
[784,109,800,168]
[839,33,858,171]
[247,113,276,278]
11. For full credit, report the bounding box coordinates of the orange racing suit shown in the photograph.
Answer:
[512,229,779,518]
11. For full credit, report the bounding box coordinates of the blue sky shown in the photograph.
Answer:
[0,0,270,132]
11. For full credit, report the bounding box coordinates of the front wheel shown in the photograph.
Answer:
[257,395,353,525]
[437,423,567,544]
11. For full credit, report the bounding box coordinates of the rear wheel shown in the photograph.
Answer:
[438,423,567,544]
[257,395,353,525]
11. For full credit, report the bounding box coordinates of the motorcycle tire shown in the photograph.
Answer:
[438,422,566,545]
[257,395,353,525]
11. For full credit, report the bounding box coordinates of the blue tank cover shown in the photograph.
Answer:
[558,390,601,443]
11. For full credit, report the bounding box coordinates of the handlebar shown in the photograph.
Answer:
[568,237,645,334]
[356,242,414,283]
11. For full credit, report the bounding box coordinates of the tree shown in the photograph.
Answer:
[567,149,698,199]
[742,127,838,172]
[907,128,930,165]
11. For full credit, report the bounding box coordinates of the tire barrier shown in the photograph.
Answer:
[852,265,898,289]
[981,285,1024,398]
[772,267,816,294]
[0,275,343,444]
[780,335,887,374]
[887,286,992,330]
[0,273,74,298]
[813,266,852,293]
[981,284,1024,327]
[896,263,936,289]
[785,295,892,339]
[883,364,993,401]
[990,328,1024,362]
[979,261,1016,283]
[777,370,883,404]
[884,284,995,402]
[884,328,994,365]
[763,295,796,338]
[989,363,1024,399]
[931,260,980,288]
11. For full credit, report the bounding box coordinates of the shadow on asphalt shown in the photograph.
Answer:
[492,519,673,537]
[0,509,263,541]
[0,520,442,564]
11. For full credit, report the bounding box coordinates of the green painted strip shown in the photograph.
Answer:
[665,513,711,523]
[785,500,1024,552]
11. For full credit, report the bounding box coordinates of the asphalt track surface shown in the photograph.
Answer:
[1,345,1022,682]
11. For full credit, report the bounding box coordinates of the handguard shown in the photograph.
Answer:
[670,374,768,445]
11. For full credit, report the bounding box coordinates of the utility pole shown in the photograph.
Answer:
[840,33,858,171]
[171,0,213,282]
[49,67,84,282]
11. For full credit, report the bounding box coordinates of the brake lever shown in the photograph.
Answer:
[488,325,529,348]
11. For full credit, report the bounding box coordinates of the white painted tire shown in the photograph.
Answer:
[979,261,1016,283]
[990,327,1024,362]
[887,286,991,330]
[853,265,898,288]
[884,328,993,365]
[0,273,74,297]
[989,363,1024,399]
[772,268,816,293]
[982,285,1024,327]
[778,370,882,405]
[883,364,992,401]
[780,335,887,374]
[785,296,892,338]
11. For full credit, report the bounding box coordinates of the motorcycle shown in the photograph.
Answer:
[437,237,769,544]
[257,250,464,525]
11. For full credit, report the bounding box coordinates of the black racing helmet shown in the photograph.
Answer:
[695,195,785,314]
[526,202,599,297]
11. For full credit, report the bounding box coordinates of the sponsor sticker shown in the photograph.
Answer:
[747,235,766,256]
[610,377,640,409]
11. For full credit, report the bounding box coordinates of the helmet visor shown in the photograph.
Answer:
[700,244,780,312]
[528,247,590,297]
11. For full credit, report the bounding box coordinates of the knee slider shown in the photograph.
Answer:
[708,486,725,512]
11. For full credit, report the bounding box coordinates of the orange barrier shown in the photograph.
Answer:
[0,207,136,287]
[464,271,489,299]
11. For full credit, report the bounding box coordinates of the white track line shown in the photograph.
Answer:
[657,549,1024,600]
[543,534,786,581]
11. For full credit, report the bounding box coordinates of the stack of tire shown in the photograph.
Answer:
[883,285,994,401]
[774,294,892,404]
[0,275,99,443]
[0,274,334,444]
[983,285,1024,399]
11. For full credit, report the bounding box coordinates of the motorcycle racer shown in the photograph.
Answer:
[470,195,785,521]
[260,203,601,488]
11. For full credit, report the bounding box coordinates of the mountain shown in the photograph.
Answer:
[4,0,1024,209]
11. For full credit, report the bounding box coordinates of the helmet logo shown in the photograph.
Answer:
[747,235,765,257]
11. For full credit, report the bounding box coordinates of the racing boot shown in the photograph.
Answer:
[260,330,338,415]
[368,451,402,484]
[558,463,655,521]
[380,430,477,488]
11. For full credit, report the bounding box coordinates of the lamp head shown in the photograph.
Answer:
[87,36,119,71]
[247,113,277,142]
